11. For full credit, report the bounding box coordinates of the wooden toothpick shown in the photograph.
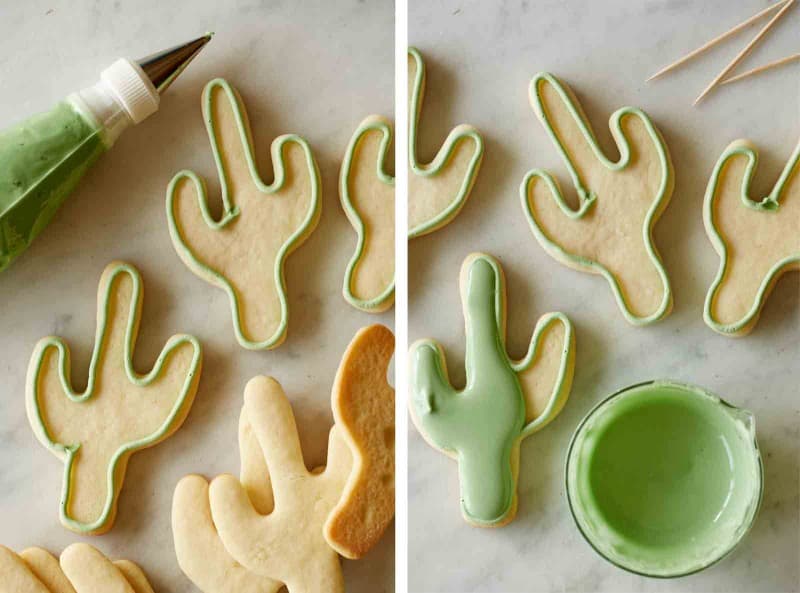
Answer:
[647,0,789,82]
[720,53,800,85]
[695,0,796,105]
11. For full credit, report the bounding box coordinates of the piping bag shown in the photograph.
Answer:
[0,34,212,272]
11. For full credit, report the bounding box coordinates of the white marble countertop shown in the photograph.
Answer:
[409,1,798,592]
[0,1,393,591]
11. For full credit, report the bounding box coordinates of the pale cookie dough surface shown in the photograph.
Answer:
[325,324,396,559]
[704,140,800,336]
[408,47,484,238]
[409,253,575,528]
[340,116,395,312]
[26,262,202,534]
[167,78,320,350]
[0,544,155,593]
[173,327,396,590]
[172,474,282,593]
[209,376,352,593]
[522,72,673,325]
[20,548,77,593]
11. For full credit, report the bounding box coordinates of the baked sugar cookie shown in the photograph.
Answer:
[209,377,352,593]
[26,262,202,535]
[0,544,155,593]
[325,324,395,559]
[704,139,799,336]
[340,116,395,312]
[409,253,575,527]
[173,325,395,592]
[172,411,283,593]
[521,72,674,325]
[408,48,484,238]
[167,78,321,350]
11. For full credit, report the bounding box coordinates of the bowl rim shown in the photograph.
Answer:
[564,378,764,579]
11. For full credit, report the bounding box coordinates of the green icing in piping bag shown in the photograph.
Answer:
[0,34,212,272]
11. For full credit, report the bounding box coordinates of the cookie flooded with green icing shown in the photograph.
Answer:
[408,48,484,238]
[703,139,799,336]
[340,115,395,312]
[0,543,156,593]
[409,253,575,527]
[26,261,202,535]
[167,78,321,350]
[521,73,674,325]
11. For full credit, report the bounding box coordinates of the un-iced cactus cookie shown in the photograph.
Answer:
[26,261,202,535]
[521,72,674,325]
[703,139,800,336]
[340,116,395,312]
[325,324,395,558]
[410,253,575,527]
[408,47,484,238]
[0,543,155,593]
[172,325,395,593]
[167,78,321,350]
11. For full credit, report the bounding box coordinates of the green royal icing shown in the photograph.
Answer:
[410,253,574,525]
[340,116,395,312]
[703,140,800,335]
[26,262,202,534]
[520,72,673,326]
[166,78,321,350]
[0,101,106,272]
[407,47,484,239]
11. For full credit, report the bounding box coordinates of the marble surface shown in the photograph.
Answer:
[0,1,393,591]
[408,1,798,592]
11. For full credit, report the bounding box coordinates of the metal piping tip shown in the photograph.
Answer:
[136,33,213,94]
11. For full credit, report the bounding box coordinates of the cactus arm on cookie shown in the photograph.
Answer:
[340,116,396,312]
[166,78,321,350]
[171,399,281,593]
[521,72,673,325]
[408,47,484,238]
[172,474,282,593]
[703,139,800,336]
[208,378,351,593]
[409,253,574,527]
[25,262,202,534]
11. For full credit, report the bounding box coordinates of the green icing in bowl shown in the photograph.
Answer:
[566,380,762,577]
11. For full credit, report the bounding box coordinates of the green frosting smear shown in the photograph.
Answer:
[0,101,105,271]
[567,381,762,577]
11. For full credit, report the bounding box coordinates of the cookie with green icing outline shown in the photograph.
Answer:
[409,253,575,527]
[340,115,395,312]
[408,47,484,238]
[703,139,799,336]
[166,78,321,350]
[26,261,202,535]
[0,543,155,593]
[521,72,674,325]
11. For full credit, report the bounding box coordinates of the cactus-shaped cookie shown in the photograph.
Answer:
[0,543,155,592]
[167,78,321,350]
[26,262,202,535]
[340,116,395,312]
[704,139,800,336]
[172,326,395,592]
[521,72,673,325]
[410,253,575,527]
[208,376,352,593]
[408,47,484,238]
[172,405,282,593]
[325,324,395,558]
